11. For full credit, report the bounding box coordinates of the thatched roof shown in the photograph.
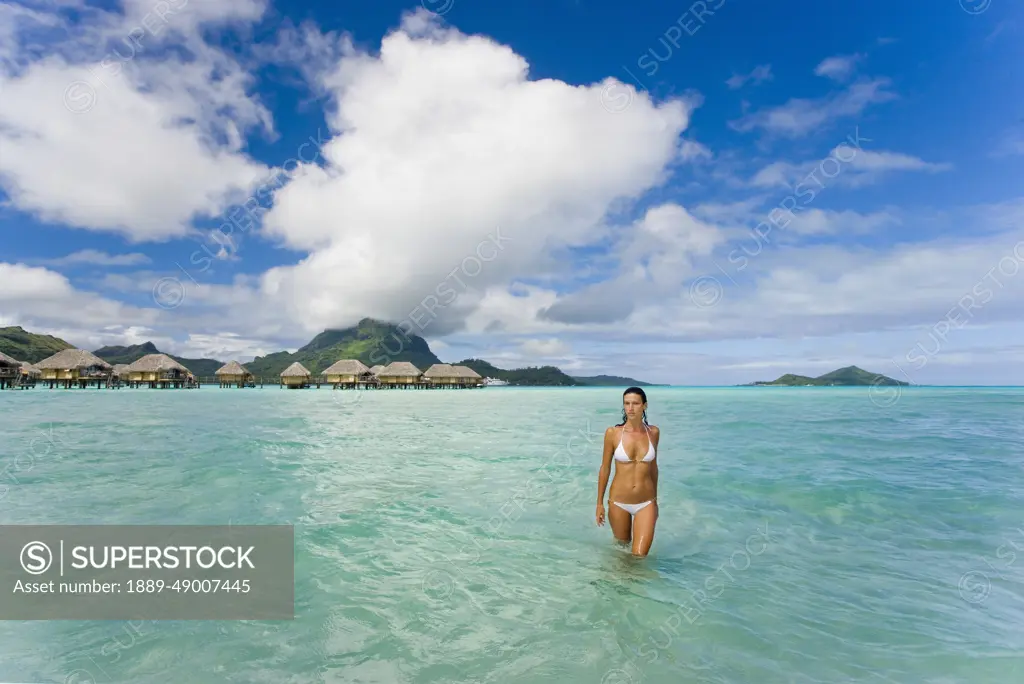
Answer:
[35,349,112,371]
[215,360,250,376]
[451,365,482,379]
[21,363,41,376]
[112,364,131,377]
[322,359,371,376]
[0,351,20,368]
[377,361,422,377]
[125,353,190,374]
[369,365,385,375]
[281,362,311,378]
[423,363,457,378]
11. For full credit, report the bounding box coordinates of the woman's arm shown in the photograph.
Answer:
[596,427,615,525]
[650,426,660,490]
[596,427,615,503]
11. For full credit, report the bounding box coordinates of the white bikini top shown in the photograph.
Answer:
[613,424,656,463]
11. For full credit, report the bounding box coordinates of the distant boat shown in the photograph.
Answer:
[483,377,509,386]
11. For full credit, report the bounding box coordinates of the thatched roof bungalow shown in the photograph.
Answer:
[451,365,484,386]
[322,359,373,385]
[0,351,22,386]
[20,362,42,378]
[35,349,112,381]
[124,354,191,383]
[422,363,458,385]
[369,364,386,376]
[376,361,422,385]
[280,361,311,388]
[215,360,253,385]
[0,351,20,379]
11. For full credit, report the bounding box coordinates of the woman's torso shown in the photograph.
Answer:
[609,424,657,504]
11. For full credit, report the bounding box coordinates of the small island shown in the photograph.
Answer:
[740,365,909,387]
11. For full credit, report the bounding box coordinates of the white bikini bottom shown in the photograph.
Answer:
[611,500,653,515]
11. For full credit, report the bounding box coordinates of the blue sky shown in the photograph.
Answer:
[1,0,1023,385]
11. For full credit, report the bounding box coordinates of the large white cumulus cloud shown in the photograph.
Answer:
[255,10,695,335]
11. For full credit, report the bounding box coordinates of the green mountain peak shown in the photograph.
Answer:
[249,319,440,376]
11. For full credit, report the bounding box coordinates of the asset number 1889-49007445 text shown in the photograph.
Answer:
[126,579,251,593]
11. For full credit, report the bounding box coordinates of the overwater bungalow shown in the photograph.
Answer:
[422,363,459,388]
[281,362,312,389]
[421,363,484,388]
[35,349,113,388]
[215,360,254,388]
[0,351,22,389]
[376,361,422,389]
[111,364,131,382]
[124,354,195,388]
[323,359,375,389]
[451,365,485,388]
[19,362,41,388]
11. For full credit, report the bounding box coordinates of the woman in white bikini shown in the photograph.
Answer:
[596,387,660,557]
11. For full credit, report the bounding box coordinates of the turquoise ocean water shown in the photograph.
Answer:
[1,386,1023,683]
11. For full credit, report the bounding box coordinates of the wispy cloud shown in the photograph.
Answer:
[984,20,1016,45]
[782,208,900,236]
[814,53,864,82]
[519,338,571,357]
[750,148,952,189]
[729,78,897,138]
[726,64,773,90]
[40,249,152,267]
[679,139,713,161]
[992,128,1024,158]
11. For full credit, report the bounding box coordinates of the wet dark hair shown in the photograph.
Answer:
[617,386,648,426]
